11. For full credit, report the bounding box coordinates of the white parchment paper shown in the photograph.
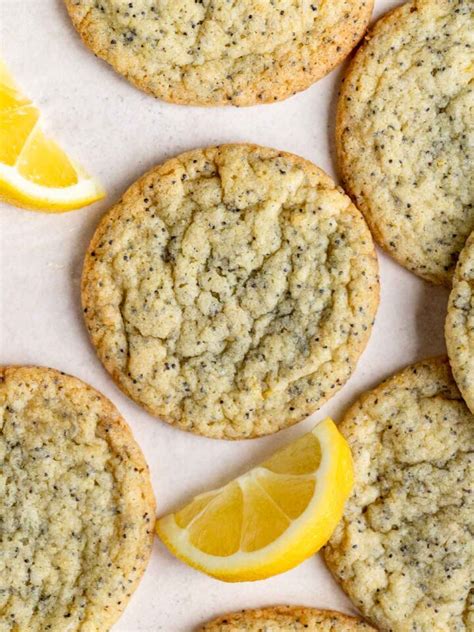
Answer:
[0,1,449,629]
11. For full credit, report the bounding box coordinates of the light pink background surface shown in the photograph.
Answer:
[0,1,449,630]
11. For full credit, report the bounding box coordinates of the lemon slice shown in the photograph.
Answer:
[157,418,353,582]
[0,57,104,212]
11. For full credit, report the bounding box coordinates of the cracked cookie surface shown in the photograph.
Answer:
[446,230,474,413]
[0,366,155,632]
[63,0,373,106]
[200,605,375,631]
[324,357,474,632]
[336,0,474,285]
[82,144,379,439]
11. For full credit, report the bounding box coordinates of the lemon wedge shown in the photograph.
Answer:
[157,418,353,582]
[0,57,104,212]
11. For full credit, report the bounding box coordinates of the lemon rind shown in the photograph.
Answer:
[0,161,105,211]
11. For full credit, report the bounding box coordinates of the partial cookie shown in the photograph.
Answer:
[336,0,474,285]
[446,230,474,413]
[199,606,375,631]
[82,144,379,439]
[64,0,373,106]
[324,357,474,632]
[0,366,156,632]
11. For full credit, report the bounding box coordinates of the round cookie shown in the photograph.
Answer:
[199,606,375,631]
[336,0,474,285]
[324,357,474,632]
[0,366,156,632]
[446,230,474,413]
[63,0,373,106]
[81,144,379,440]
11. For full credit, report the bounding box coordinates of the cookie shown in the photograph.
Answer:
[336,0,474,285]
[324,357,474,632]
[199,606,375,631]
[63,0,373,106]
[446,230,474,413]
[81,144,379,439]
[0,366,156,632]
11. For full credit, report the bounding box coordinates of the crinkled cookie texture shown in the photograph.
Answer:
[199,606,376,631]
[82,145,379,439]
[324,357,474,632]
[63,0,373,106]
[0,366,156,632]
[336,0,474,285]
[446,230,474,413]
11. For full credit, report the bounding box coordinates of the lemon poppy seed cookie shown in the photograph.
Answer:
[0,366,156,632]
[446,230,474,413]
[324,357,474,632]
[64,0,373,106]
[200,606,376,631]
[81,144,379,439]
[336,0,474,285]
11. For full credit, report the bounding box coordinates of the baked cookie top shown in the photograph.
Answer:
[81,144,379,440]
[446,230,474,413]
[324,357,474,632]
[0,366,155,632]
[336,0,474,285]
[200,606,375,631]
[63,0,373,106]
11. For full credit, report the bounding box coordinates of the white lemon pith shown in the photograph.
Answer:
[0,57,104,212]
[156,418,353,582]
